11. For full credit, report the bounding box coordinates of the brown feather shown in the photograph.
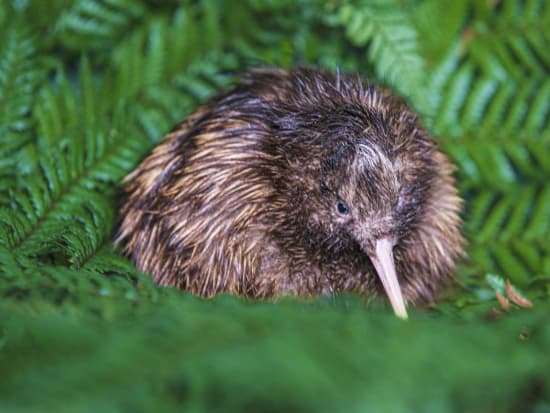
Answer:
[116,67,465,305]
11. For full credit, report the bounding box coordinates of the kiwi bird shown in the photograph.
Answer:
[116,67,464,318]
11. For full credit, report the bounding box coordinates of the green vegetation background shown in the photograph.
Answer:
[1,0,549,411]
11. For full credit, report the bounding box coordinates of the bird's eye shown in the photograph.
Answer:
[336,200,350,216]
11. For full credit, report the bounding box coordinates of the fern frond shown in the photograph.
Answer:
[467,0,550,79]
[0,110,146,263]
[424,0,550,135]
[108,10,235,141]
[441,135,550,191]
[0,245,161,304]
[4,56,229,268]
[458,183,550,286]
[135,63,232,142]
[467,185,550,243]
[327,0,426,106]
[427,52,550,137]
[411,0,468,61]
[56,0,148,52]
[222,1,321,68]
[0,21,44,202]
[55,0,247,63]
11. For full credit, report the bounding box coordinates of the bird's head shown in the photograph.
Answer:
[270,89,459,319]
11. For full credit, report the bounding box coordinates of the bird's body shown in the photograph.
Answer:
[117,68,464,317]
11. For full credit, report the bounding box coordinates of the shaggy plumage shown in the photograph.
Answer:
[116,67,464,316]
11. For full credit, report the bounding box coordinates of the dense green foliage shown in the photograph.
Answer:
[0,0,549,411]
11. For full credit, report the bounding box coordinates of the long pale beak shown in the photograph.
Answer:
[368,238,408,319]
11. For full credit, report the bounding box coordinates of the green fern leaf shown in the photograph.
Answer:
[1,117,145,263]
[462,185,550,286]
[467,0,550,79]
[0,245,160,304]
[0,21,44,203]
[327,0,426,107]
[56,0,148,52]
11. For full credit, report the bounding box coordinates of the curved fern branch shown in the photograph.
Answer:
[56,0,149,52]
[0,21,44,205]
[464,184,550,286]
[0,245,161,304]
[326,0,427,107]
[466,0,550,79]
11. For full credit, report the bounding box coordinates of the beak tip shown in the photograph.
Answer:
[395,307,408,320]
[387,293,409,320]
[369,237,409,320]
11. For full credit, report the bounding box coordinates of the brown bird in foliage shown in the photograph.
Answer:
[116,67,464,318]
